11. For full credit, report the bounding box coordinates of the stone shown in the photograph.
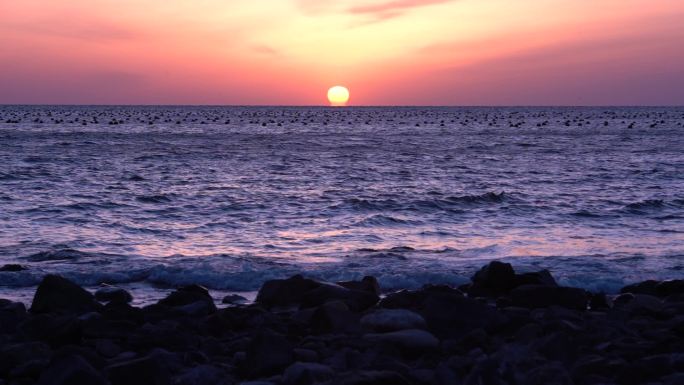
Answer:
[175,365,232,385]
[0,264,26,272]
[337,276,382,296]
[282,362,334,385]
[31,275,101,314]
[364,329,439,351]
[36,354,107,385]
[510,285,587,310]
[106,356,170,385]
[157,285,216,314]
[94,286,133,304]
[469,261,516,295]
[334,370,412,385]
[309,300,360,334]
[360,309,427,332]
[244,331,294,378]
[256,275,321,308]
[222,294,248,304]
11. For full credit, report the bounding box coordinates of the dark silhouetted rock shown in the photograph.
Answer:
[309,300,360,334]
[283,362,334,385]
[514,269,558,287]
[469,261,516,295]
[364,329,439,351]
[36,354,107,385]
[257,275,378,311]
[510,285,587,310]
[589,292,612,310]
[244,331,294,378]
[222,294,248,304]
[31,275,101,314]
[360,309,426,332]
[157,284,216,315]
[106,356,170,385]
[337,276,381,296]
[95,286,133,304]
[0,263,26,272]
[621,279,684,298]
[335,370,411,385]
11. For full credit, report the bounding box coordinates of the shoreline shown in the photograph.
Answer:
[1,261,683,384]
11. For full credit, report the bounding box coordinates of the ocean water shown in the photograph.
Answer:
[1,106,683,304]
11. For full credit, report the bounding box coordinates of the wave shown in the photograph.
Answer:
[136,194,172,204]
[334,192,506,213]
[623,198,684,213]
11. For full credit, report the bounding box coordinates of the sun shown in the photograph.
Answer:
[327,86,350,106]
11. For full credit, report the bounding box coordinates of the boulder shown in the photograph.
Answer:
[94,286,133,304]
[309,300,360,334]
[334,370,412,385]
[360,309,427,332]
[337,276,381,296]
[31,275,101,314]
[469,261,516,296]
[222,294,248,304]
[106,356,170,385]
[282,362,334,385]
[36,354,107,385]
[510,285,587,310]
[621,279,684,298]
[364,329,439,351]
[157,285,216,314]
[257,275,379,311]
[0,263,27,272]
[244,331,294,378]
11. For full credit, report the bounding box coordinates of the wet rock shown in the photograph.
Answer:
[360,309,426,332]
[510,285,587,310]
[469,261,516,296]
[333,370,411,385]
[36,354,107,385]
[613,293,663,317]
[256,275,321,308]
[257,275,379,311]
[622,279,684,298]
[283,362,334,385]
[94,286,133,304]
[309,300,360,334]
[0,263,26,272]
[589,292,612,310]
[31,275,101,314]
[337,276,381,296]
[222,294,248,304]
[106,356,170,385]
[244,331,294,378]
[364,329,439,351]
[175,364,232,385]
[156,284,216,315]
[514,269,558,287]
[419,292,505,339]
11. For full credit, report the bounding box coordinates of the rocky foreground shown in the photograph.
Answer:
[1,262,683,385]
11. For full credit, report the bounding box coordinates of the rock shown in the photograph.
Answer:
[95,339,122,358]
[175,365,232,385]
[360,309,427,332]
[222,294,248,304]
[256,275,321,308]
[612,293,663,317]
[0,342,52,376]
[106,356,170,385]
[622,279,684,298]
[334,370,411,385]
[364,329,439,351]
[257,275,379,311]
[514,269,558,287]
[244,331,294,378]
[337,276,381,296]
[0,263,26,272]
[31,275,101,314]
[309,300,360,334]
[419,292,505,339]
[36,354,107,385]
[379,284,464,310]
[95,286,133,304]
[510,285,587,310]
[469,261,516,295]
[293,349,318,362]
[282,362,334,385]
[157,285,216,314]
[589,292,612,310]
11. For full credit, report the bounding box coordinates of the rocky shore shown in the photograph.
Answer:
[1,261,683,385]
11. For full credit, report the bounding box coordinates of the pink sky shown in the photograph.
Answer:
[1,0,683,105]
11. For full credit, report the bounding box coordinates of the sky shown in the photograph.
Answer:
[1,0,683,105]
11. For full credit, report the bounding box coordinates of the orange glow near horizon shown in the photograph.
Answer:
[0,0,683,105]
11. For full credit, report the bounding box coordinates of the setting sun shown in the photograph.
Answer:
[327,86,350,106]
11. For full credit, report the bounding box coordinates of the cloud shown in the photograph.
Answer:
[295,0,455,22]
[252,44,279,56]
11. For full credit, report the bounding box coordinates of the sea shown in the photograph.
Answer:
[1,106,683,304]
